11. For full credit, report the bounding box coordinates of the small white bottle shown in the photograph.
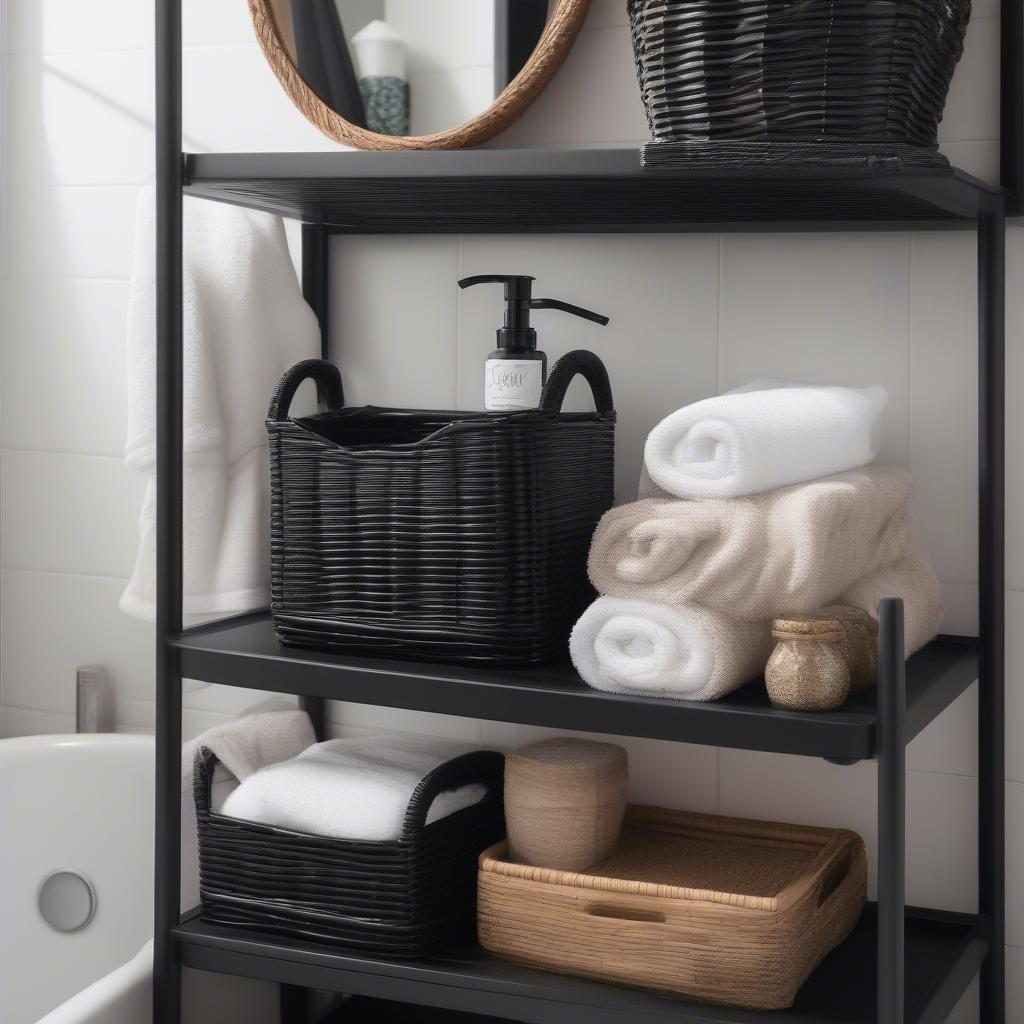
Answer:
[458,275,609,411]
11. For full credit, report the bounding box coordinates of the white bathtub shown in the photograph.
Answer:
[0,734,154,1024]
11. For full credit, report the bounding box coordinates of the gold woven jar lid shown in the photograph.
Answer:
[771,616,845,645]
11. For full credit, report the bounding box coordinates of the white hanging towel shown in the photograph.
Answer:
[120,187,320,621]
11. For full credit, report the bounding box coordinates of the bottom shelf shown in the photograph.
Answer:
[175,904,989,1024]
[322,995,501,1022]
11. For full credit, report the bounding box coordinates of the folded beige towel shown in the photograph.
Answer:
[838,553,944,656]
[588,467,915,620]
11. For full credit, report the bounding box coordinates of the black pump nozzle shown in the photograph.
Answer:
[458,274,609,352]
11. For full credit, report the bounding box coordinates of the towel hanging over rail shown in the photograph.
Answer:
[120,186,320,622]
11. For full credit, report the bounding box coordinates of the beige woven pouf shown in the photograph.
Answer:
[504,737,628,871]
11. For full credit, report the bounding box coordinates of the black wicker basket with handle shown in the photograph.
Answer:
[194,746,505,956]
[628,0,971,172]
[266,351,615,665]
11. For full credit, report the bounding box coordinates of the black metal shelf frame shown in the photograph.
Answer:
[153,0,1013,1021]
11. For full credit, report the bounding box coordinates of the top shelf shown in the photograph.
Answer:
[183,148,1002,233]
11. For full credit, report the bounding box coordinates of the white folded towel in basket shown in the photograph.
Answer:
[220,734,489,841]
[569,597,773,702]
[641,381,888,500]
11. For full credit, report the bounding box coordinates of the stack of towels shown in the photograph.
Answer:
[570,382,944,702]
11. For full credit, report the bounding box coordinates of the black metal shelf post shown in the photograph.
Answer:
[979,204,1007,1023]
[154,0,182,1021]
[153,0,1010,1021]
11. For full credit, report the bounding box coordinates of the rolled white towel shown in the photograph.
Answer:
[569,597,773,702]
[220,734,489,841]
[591,467,915,620]
[641,382,888,500]
[839,553,944,656]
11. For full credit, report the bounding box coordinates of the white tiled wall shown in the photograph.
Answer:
[0,1,1017,1022]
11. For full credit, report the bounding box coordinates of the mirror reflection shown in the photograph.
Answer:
[271,1,554,138]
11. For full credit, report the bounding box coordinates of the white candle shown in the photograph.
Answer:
[350,19,408,81]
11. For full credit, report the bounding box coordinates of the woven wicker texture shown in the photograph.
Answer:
[195,747,505,956]
[479,806,866,1010]
[267,354,615,665]
[628,0,971,170]
[504,738,628,871]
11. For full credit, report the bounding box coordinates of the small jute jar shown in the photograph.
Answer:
[765,616,851,712]
[821,604,879,694]
[504,737,628,872]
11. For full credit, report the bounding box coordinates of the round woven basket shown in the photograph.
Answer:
[628,0,972,171]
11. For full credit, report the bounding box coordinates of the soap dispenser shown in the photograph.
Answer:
[459,275,609,411]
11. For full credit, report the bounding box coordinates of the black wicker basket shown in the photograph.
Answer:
[628,0,971,172]
[267,351,615,666]
[194,747,505,956]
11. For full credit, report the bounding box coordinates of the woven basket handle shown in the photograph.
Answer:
[401,750,505,839]
[268,358,345,421]
[192,746,219,819]
[540,350,613,414]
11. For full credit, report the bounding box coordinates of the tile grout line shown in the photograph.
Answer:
[0,565,130,585]
[1,445,127,461]
[906,232,913,473]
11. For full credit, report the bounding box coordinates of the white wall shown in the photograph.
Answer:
[0,0,1019,1021]
[384,0,495,135]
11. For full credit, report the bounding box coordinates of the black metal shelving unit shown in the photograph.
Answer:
[153,1,1015,1021]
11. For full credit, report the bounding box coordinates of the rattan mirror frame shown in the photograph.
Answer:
[250,0,593,150]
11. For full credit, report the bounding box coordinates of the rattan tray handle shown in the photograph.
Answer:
[401,750,505,839]
[268,358,345,421]
[813,841,860,909]
[563,839,862,933]
[540,350,614,413]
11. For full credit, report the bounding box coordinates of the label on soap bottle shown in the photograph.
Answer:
[485,359,543,410]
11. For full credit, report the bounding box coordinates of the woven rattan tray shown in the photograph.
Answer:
[478,806,866,1010]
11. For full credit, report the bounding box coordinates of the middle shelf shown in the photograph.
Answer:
[171,613,978,761]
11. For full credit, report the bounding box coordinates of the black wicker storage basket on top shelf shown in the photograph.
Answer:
[628,0,971,171]
[267,352,615,666]
[194,747,505,956]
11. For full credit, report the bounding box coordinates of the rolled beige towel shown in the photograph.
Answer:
[839,553,944,656]
[569,597,773,702]
[588,467,915,620]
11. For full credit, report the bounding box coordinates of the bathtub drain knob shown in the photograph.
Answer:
[38,870,96,933]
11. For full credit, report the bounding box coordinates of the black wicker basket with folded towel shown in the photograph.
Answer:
[266,352,615,665]
[194,747,505,956]
[629,0,971,172]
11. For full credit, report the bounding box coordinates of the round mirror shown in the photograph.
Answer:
[251,1,592,149]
